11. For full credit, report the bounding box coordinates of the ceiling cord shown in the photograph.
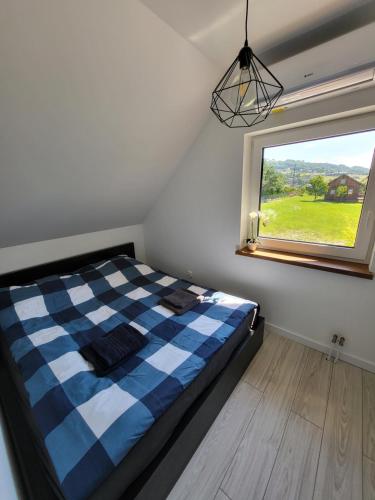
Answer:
[245,0,249,46]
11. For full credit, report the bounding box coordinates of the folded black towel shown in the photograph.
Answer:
[80,324,147,376]
[160,289,200,315]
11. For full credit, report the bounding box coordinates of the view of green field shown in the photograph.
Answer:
[256,131,375,248]
[259,195,362,247]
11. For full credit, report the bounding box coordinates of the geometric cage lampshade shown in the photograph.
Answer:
[210,42,284,128]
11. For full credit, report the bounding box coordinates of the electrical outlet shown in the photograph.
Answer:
[331,334,339,344]
[326,333,340,362]
[187,270,193,280]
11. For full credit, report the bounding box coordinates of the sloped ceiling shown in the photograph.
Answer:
[141,0,360,66]
[0,0,218,247]
[1,0,374,248]
[141,0,375,90]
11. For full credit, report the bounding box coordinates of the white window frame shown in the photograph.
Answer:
[242,110,375,262]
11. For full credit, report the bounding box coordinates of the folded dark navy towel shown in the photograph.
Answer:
[160,289,200,315]
[80,324,147,376]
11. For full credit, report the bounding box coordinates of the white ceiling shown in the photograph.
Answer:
[140,0,356,63]
[141,0,375,90]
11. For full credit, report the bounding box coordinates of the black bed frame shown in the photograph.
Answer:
[0,243,264,500]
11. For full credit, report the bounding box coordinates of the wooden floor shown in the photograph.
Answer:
[167,332,375,500]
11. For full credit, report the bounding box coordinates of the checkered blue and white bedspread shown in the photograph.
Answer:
[0,255,257,500]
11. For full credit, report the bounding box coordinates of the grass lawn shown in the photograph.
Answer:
[259,195,363,247]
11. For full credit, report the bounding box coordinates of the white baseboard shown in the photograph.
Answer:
[266,322,375,374]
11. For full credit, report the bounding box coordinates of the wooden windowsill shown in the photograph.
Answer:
[236,246,373,280]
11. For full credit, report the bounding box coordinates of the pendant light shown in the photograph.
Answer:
[210,0,284,128]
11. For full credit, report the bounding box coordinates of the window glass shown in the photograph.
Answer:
[258,130,375,247]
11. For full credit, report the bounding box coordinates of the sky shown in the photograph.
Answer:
[264,129,375,169]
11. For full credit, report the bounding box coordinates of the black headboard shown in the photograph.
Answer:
[0,242,135,287]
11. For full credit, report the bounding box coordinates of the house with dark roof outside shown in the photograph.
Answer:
[324,174,362,201]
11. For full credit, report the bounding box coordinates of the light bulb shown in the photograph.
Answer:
[229,67,257,112]
[239,80,248,98]
[242,84,257,109]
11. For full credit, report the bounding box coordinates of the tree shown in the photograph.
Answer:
[306,175,328,200]
[335,185,348,200]
[359,178,368,196]
[262,163,286,196]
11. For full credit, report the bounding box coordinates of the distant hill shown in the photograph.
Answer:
[266,159,369,175]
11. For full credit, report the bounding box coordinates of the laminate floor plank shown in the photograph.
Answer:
[167,381,261,500]
[221,339,307,500]
[167,335,367,500]
[214,489,231,500]
[292,349,332,428]
[363,456,375,500]
[242,331,287,392]
[263,412,321,500]
[363,370,375,461]
[313,361,362,500]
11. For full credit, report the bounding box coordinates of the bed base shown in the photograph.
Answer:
[0,242,264,500]
[126,317,264,500]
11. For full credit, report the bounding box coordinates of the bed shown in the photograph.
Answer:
[0,243,264,500]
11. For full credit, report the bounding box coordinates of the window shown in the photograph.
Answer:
[245,112,375,261]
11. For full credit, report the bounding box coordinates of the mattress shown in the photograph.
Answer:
[0,255,258,500]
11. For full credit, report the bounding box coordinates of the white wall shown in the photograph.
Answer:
[0,412,21,500]
[0,223,145,499]
[0,224,145,275]
[0,0,218,248]
[144,86,375,373]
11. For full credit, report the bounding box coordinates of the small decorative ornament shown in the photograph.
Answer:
[210,0,283,128]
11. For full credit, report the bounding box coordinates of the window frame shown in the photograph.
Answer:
[244,111,375,262]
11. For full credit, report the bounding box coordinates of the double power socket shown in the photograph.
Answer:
[326,333,346,363]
